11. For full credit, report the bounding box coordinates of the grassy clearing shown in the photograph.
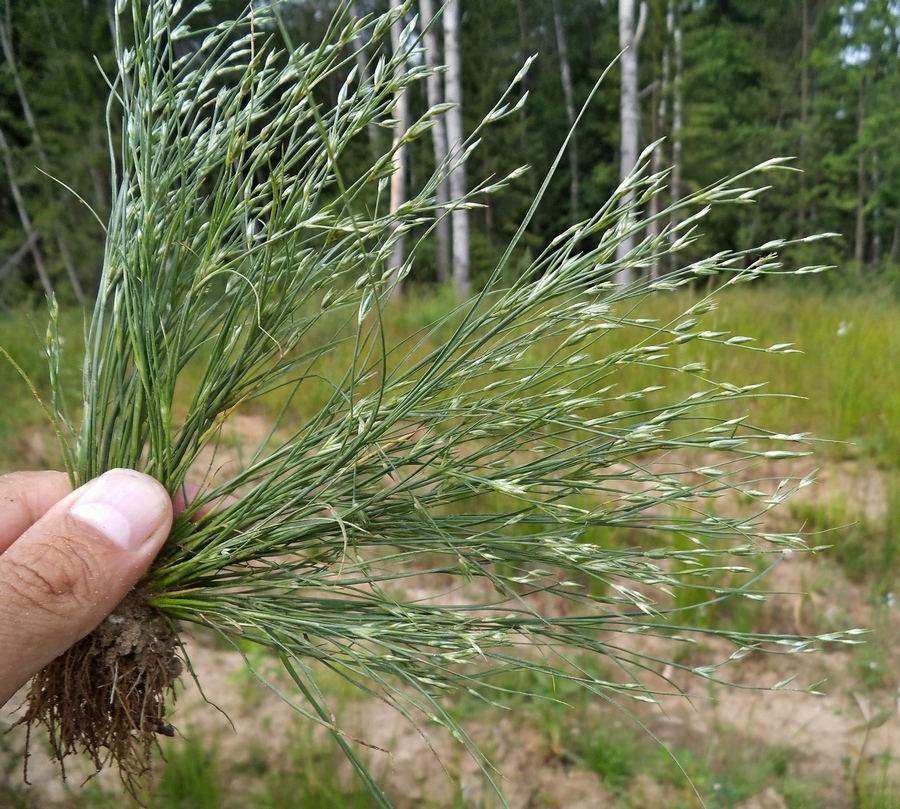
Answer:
[566,720,819,809]
[693,283,900,468]
[791,471,900,594]
[150,726,376,809]
[0,306,83,469]
[414,282,900,471]
[21,685,831,809]
[1,283,898,807]
[4,282,896,469]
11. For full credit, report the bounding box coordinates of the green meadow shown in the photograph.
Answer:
[3,283,896,470]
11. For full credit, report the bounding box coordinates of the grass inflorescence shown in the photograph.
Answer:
[19,1,863,805]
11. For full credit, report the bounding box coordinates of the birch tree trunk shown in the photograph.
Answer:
[871,151,881,264]
[649,0,673,280]
[0,231,38,280]
[552,0,580,222]
[388,0,410,295]
[0,7,84,301]
[799,0,810,227]
[0,125,53,298]
[672,14,684,216]
[516,0,537,199]
[670,13,683,240]
[614,0,648,284]
[349,0,381,159]
[855,74,867,274]
[443,0,470,300]
[419,0,451,283]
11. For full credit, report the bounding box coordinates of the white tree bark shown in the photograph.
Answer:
[419,0,451,283]
[855,75,867,273]
[552,0,580,222]
[0,7,84,301]
[349,0,381,159]
[443,0,470,301]
[670,13,684,242]
[649,0,673,280]
[516,0,537,199]
[0,124,53,298]
[614,0,648,285]
[388,0,411,295]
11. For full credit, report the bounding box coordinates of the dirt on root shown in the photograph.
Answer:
[13,590,182,798]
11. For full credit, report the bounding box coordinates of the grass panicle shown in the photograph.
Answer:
[22,1,860,804]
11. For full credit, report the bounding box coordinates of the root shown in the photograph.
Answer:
[14,589,182,797]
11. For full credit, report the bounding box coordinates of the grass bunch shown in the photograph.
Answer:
[19,0,861,804]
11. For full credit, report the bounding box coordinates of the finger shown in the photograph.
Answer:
[0,471,72,555]
[0,468,172,705]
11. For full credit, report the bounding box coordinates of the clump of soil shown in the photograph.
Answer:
[14,589,182,796]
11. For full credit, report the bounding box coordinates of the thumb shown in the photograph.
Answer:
[0,469,172,705]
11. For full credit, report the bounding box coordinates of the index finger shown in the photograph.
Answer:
[0,471,73,555]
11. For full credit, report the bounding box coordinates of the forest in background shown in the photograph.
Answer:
[1,0,899,303]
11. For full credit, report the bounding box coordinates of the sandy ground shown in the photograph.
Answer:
[2,435,898,808]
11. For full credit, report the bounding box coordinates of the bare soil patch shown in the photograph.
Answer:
[1,453,897,807]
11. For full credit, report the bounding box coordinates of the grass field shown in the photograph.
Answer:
[3,283,896,470]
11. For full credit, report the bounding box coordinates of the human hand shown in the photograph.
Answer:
[0,469,172,707]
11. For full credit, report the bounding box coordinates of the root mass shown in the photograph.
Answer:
[15,589,182,793]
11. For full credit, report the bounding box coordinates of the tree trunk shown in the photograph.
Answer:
[0,231,39,280]
[649,0,673,280]
[0,7,84,301]
[670,12,683,246]
[0,125,53,298]
[552,0,580,222]
[871,151,881,265]
[388,0,410,295]
[798,0,810,227]
[419,0,451,284]
[855,74,867,274]
[614,0,648,284]
[443,0,470,300]
[349,0,381,159]
[516,0,538,199]
[0,15,38,142]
